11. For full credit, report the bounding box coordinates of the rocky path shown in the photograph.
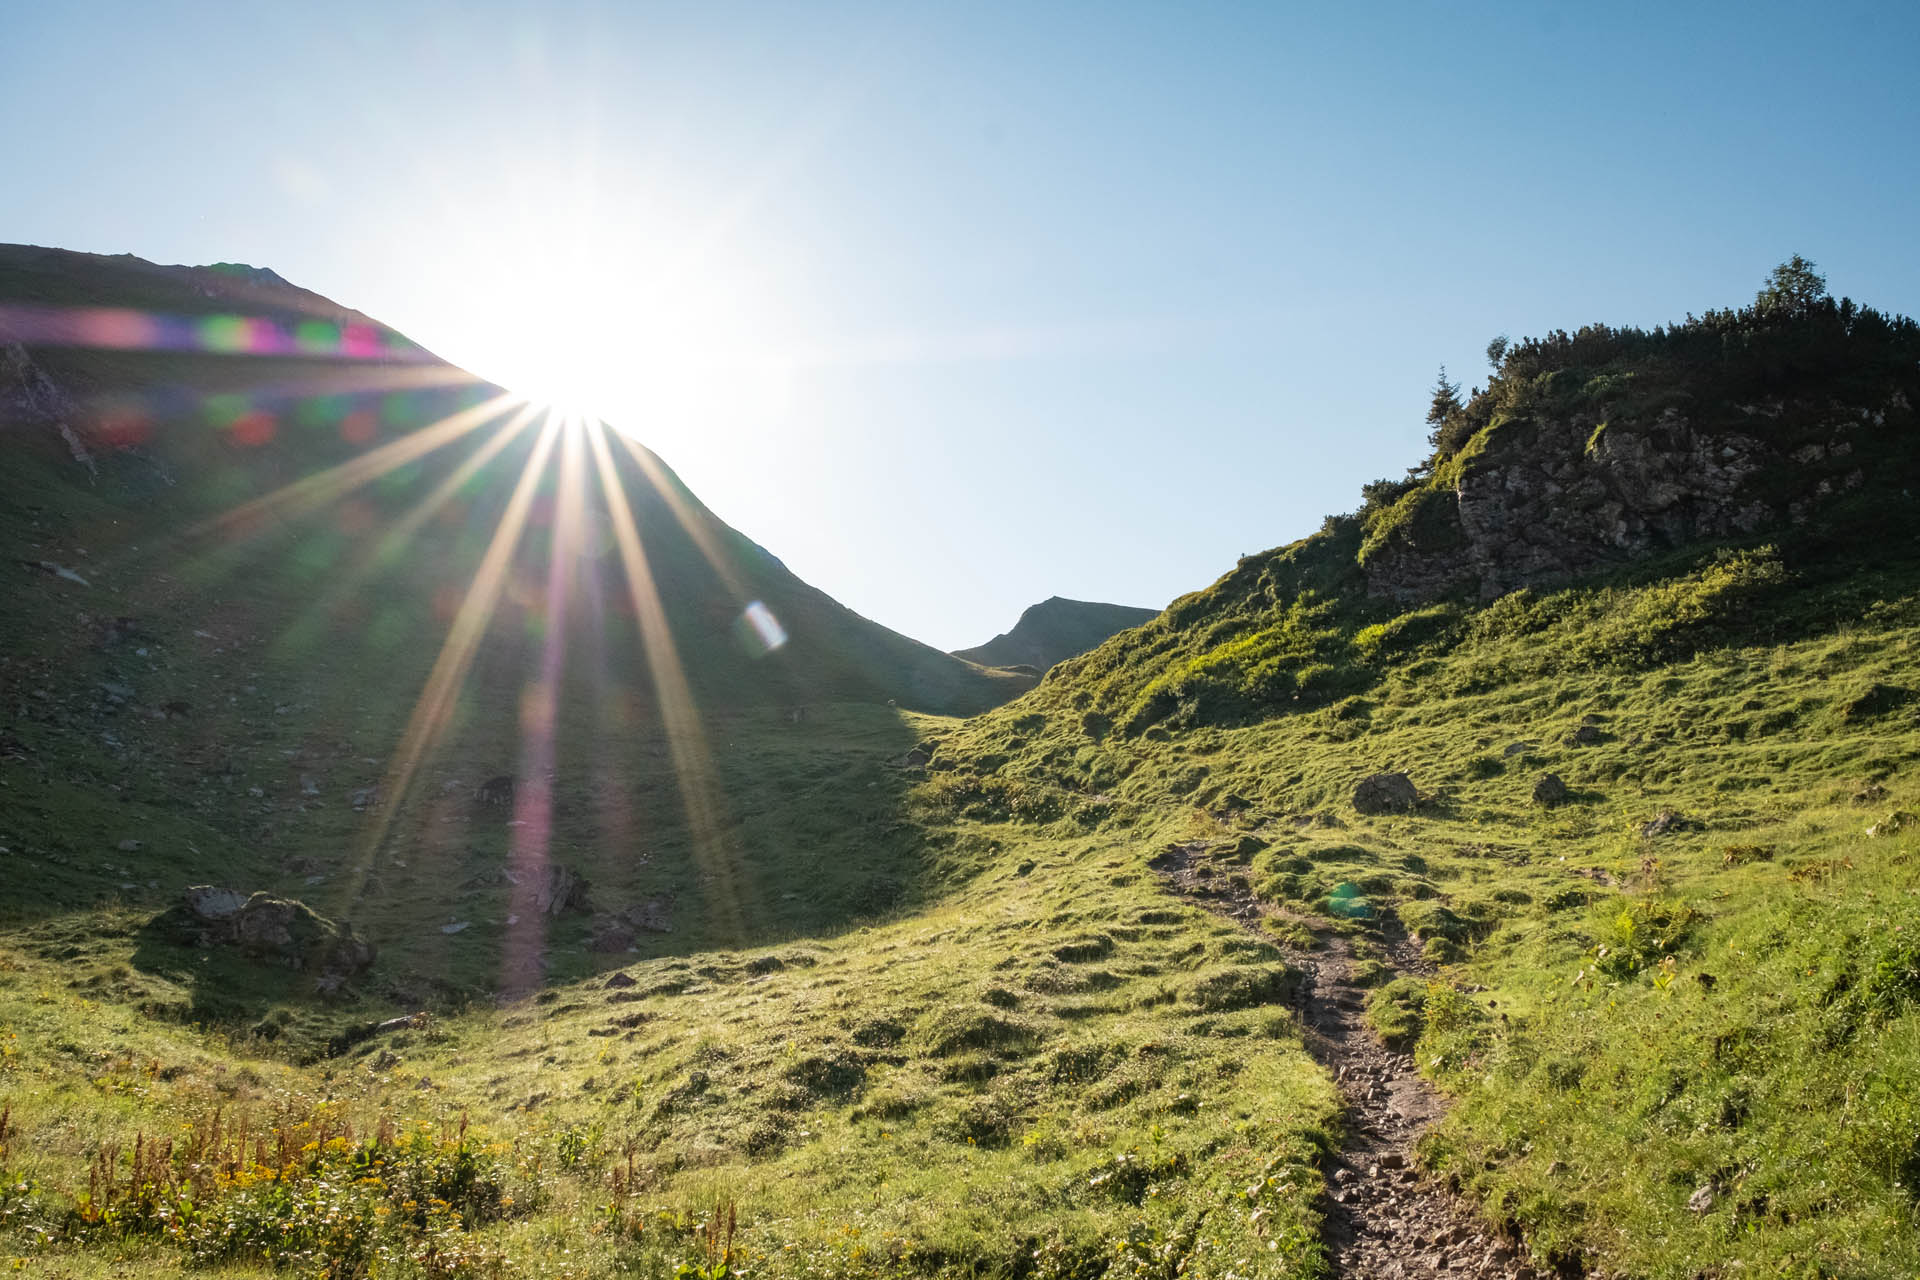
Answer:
[1151,841,1537,1280]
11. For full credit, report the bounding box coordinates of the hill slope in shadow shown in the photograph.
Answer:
[951,595,1158,672]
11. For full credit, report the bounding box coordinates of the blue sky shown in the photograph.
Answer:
[7,1,1918,649]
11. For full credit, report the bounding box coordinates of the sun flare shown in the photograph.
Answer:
[423,215,793,448]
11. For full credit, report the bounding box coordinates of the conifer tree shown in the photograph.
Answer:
[1425,366,1464,451]
[1756,254,1827,315]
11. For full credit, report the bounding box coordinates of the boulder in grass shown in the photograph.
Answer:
[1639,810,1697,838]
[172,885,374,995]
[1351,772,1418,815]
[588,896,676,951]
[588,917,635,953]
[1867,811,1915,838]
[1533,773,1569,806]
[536,864,592,917]
[185,885,249,921]
[625,896,674,934]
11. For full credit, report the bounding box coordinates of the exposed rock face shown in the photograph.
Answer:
[185,885,249,920]
[535,864,592,916]
[177,885,374,994]
[1352,772,1418,815]
[1362,400,1889,603]
[0,341,95,480]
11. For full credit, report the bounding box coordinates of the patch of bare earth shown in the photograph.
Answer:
[1151,840,1544,1280]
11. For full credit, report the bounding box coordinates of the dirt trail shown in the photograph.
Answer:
[1151,840,1538,1280]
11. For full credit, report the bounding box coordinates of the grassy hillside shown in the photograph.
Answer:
[9,543,1920,1278]
[0,244,1030,723]
[5,261,1920,1279]
[953,597,1161,674]
[936,539,1920,1276]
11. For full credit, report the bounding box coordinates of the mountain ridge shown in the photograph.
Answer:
[0,243,1030,720]
[950,594,1159,673]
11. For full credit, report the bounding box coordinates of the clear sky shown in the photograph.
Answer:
[7,2,1918,651]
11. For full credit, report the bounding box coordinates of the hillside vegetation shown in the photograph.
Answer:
[3,261,1920,1279]
[0,244,1030,721]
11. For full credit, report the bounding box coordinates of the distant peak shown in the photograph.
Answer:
[194,262,293,288]
[955,596,1159,673]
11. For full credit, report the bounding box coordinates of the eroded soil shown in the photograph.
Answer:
[1152,839,1542,1279]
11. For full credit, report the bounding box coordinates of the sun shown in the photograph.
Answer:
[485,263,705,425]
[420,212,792,452]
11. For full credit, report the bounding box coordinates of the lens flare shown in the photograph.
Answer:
[0,302,435,362]
[501,415,592,995]
[608,428,752,601]
[737,600,788,656]
[585,417,758,946]
[190,390,521,540]
[336,411,565,913]
[271,401,545,658]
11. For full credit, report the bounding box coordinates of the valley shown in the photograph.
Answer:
[3,250,1920,1279]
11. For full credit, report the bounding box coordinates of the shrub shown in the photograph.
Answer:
[65,1108,517,1278]
[1592,897,1703,979]
[1353,604,1464,662]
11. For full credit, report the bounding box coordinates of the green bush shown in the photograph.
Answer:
[62,1112,518,1278]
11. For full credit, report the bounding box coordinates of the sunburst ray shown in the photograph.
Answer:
[335,410,564,914]
[270,400,545,658]
[585,416,757,945]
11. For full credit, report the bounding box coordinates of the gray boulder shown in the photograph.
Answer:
[175,885,374,995]
[536,864,592,916]
[1639,810,1696,838]
[1351,772,1418,815]
[185,885,249,921]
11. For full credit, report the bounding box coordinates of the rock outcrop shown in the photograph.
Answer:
[1361,396,1898,604]
[172,885,375,995]
[1352,772,1418,815]
[535,864,592,916]
[0,341,95,480]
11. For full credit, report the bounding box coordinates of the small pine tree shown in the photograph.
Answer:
[1426,366,1462,430]
[1756,254,1828,315]
[1425,366,1466,454]
[1485,335,1510,369]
